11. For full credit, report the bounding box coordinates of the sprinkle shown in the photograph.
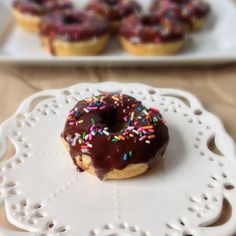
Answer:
[129,151,133,156]
[130,112,134,121]
[153,117,158,123]
[112,96,119,101]
[114,136,120,140]
[148,129,155,133]
[91,118,96,125]
[91,130,96,136]
[119,135,125,141]
[112,138,118,142]
[137,107,142,112]
[69,122,74,125]
[82,132,86,139]
[87,143,93,148]
[132,129,139,134]
[148,135,156,139]
[69,111,74,115]
[123,153,128,161]
[140,125,153,130]
[128,118,132,126]
[75,111,80,118]
[142,118,147,124]
[83,108,89,113]
[129,134,134,138]
[103,130,110,136]
[139,135,147,141]
[100,106,106,110]
[145,140,151,144]
[81,145,87,149]
[78,120,84,124]
[127,126,134,130]
[87,106,98,110]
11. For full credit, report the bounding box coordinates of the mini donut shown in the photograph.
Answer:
[87,0,142,31]
[119,13,185,56]
[150,0,210,31]
[12,0,73,33]
[62,93,169,180]
[40,10,110,56]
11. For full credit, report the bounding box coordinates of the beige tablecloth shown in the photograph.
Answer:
[0,64,236,233]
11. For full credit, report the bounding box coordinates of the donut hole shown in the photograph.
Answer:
[104,0,118,6]
[101,111,127,133]
[104,117,127,133]
[141,16,157,26]
[63,15,81,25]
[109,122,127,133]
[32,0,44,4]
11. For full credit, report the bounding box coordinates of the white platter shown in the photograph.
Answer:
[1,0,236,65]
[0,82,236,236]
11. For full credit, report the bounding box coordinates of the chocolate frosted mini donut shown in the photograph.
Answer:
[119,13,185,56]
[62,93,169,180]
[87,0,142,31]
[40,10,110,56]
[150,0,210,31]
[12,0,73,32]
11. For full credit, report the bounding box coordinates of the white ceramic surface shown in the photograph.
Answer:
[1,0,236,65]
[0,82,236,236]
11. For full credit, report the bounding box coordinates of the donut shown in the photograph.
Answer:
[62,93,169,180]
[150,0,210,31]
[12,0,73,33]
[87,0,142,31]
[119,13,185,56]
[40,10,110,56]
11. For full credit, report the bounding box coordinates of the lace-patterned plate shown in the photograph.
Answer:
[0,82,236,236]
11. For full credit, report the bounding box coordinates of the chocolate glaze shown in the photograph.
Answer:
[62,93,169,179]
[120,13,185,44]
[13,0,73,16]
[150,0,210,29]
[87,0,141,22]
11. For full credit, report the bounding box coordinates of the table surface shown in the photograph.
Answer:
[2,2,236,234]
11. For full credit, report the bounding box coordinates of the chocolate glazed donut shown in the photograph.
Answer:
[40,10,110,55]
[12,0,73,33]
[119,13,185,56]
[87,0,142,31]
[62,93,169,180]
[150,0,210,31]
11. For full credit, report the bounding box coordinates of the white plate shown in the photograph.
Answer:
[0,82,236,236]
[1,0,236,65]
